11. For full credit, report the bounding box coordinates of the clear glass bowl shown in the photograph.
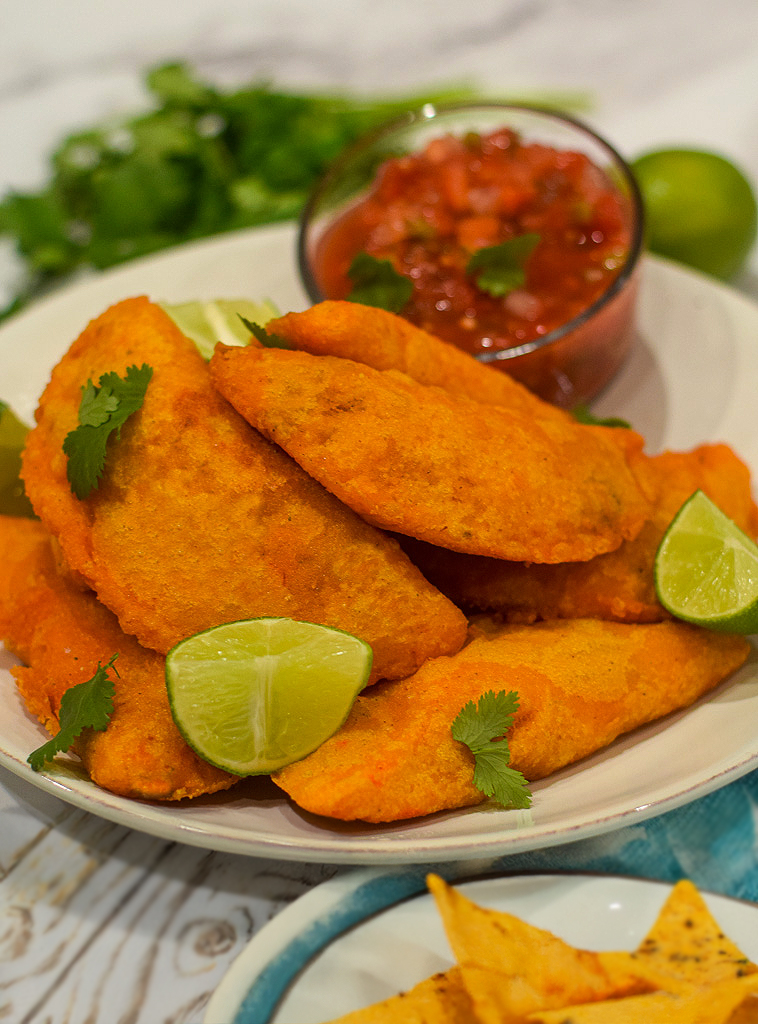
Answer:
[297,102,644,408]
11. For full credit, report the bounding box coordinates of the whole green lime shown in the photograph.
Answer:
[632,148,758,280]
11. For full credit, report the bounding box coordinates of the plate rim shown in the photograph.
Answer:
[1,716,757,862]
[203,866,758,1024]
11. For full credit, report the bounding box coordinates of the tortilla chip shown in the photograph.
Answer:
[326,878,758,1024]
[527,975,758,1023]
[327,967,475,1022]
[632,880,757,988]
[728,992,758,1023]
[426,875,653,1024]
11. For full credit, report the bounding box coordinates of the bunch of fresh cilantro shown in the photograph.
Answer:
[0,62,483,321]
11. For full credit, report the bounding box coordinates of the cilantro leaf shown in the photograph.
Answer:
[78,379,119,426]
[572,403,632,429]
[451,690,532,810]
[241,317,291,349]
[63,363,153,499]
[27,655,118,771]
[346,252,413,313]
[452,688,519,748]
[466,233,540,298]
[470,745,533,810]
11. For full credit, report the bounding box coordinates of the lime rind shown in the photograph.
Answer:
[654,490,758,633]
[165,617,372,775]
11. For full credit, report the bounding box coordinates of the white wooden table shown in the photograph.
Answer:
[0,771,342,1021]
[2,3,758,1020]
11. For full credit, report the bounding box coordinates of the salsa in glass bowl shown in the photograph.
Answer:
[298,103,644,408]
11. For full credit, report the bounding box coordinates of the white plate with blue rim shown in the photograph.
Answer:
[1,222,758,864]
[203,868,758,1023]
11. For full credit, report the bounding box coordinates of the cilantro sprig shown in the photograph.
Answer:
[345,252,413,313]
[63,363,153,499]
[572,403,632,429]
[452,690,532,810]
[240,316,291,349]
[27,655,118,771]
[466,233,540,298]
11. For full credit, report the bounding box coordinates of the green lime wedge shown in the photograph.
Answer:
[160,298,279,359]
[165,617,372,775]
[0,402,35,517]
[654,490,758,633]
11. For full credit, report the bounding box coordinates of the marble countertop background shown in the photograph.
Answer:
[3,0,758,300]
[2,3,758,1022]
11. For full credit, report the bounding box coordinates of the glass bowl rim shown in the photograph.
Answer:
[296,100,645,362]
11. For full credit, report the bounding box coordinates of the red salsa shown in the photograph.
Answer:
[311,127,633,363]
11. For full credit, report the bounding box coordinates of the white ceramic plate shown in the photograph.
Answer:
[1,223,758,865]
[203,869,758,1023]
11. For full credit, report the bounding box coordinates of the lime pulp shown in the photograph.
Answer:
[161,297,279,359]
[654,490,758,633]
[0,403,35,517]
[165,617,372,775]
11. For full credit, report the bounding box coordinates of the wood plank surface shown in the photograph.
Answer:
[0,770,340,1024]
